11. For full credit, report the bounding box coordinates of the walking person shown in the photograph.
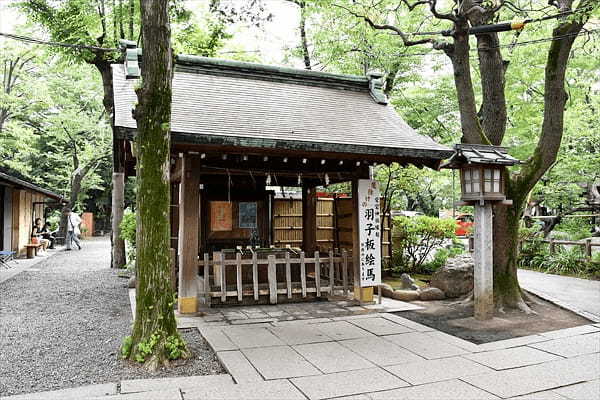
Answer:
[63,208,82,251]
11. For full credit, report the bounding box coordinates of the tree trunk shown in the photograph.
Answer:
[298,2,311,70]
[128,0,183,369]
[112,172,126,268]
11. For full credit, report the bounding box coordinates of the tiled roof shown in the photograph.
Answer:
[112,57,452,162]
[0,170,63,200]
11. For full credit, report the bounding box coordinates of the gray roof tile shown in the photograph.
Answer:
[112,61,451,161]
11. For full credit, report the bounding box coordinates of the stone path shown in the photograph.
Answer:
[7,307,599,400]
[518,269,600,322]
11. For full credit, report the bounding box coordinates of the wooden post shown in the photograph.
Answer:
[585,239,592,261]
[302,185,317,255]
[111,172,126,269]
[314,251,321,297]
[177,155,200,314]
[268,255,277,304]
[351,177,362,302]
[203,253,210,305]
[252,252,259,301]
[219,252,226,303]
[236,252,242,302]
[329,251,334,295]
[300,251,307,298]
[549,238,556,254]
[342,249,348,296]
[285,251,292,299]
[473,203,494,320]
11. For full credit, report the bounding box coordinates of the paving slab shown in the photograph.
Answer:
[509,391,567,400]
[477,335,550,352]
[379,313,436,332]
[3,383,117,400]
[331,313,380,321]
[325,395,371,400]
[552,379,600,400]
[120,375,233,394]
[182,379,307,400]
[216,350,263,383]
[348,317,413,336]
[92,389,183,400]
[384,356,493,385]
[271,317,333,326]
[294,341,374,373]
[269,324,332,345]
[198,326,238,351]
[461,353,600,398]
[528,332,600,357]
[229,319,277,325]
[385,332,469,359]
[291,367,409,400]
[223,326,286,349]
[315,321,375,341]
[539,325,600,339]
[363,297,423,312]
[464,346,562,370]
[242,345,322,379]
[425,330,482,352]
[338,336,423,366]
[368,379,500,400]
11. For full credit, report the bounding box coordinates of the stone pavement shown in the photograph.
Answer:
[518,269,600,322]
[7,300,599,400]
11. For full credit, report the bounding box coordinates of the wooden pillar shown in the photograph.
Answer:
[177,154,201,314]
[111,172,126,268]
[474,203,494,320]
[302,185,317,254]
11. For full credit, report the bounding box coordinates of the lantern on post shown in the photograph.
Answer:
[443,144,521,320]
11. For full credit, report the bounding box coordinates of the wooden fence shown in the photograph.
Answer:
[272,196,392,263]
[198,249,352,305]
[520,238,599,261]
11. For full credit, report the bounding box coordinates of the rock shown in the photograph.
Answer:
[127,276,136,288]
[391,290,420,302]
[419,287,445,301]
[430,254,473,298]
[400,273,419,290]
[374,283,395,298]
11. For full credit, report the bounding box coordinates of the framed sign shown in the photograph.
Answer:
[210,201,232,231]
[358,179,381,286]
[239,202,257,228]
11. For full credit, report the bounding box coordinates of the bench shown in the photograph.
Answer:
[24,243,42,259]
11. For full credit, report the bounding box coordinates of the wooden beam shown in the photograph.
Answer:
[352,177,361,302]
[302,185,317,254]
[177,154,201,314]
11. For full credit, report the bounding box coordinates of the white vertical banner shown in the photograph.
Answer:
[358,179,381,286]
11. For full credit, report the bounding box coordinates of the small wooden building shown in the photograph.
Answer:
[0,171,64,256]
[112,56,452,312]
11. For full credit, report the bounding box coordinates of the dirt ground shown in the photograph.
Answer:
[398,293,592,344]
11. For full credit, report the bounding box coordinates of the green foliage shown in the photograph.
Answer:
[391,216,456,273]
[120,335,133,359]
[555,218,593,241]
[134,332,161,363]
[119,209,137,247]
[165,335,186,360]
[421,241,465,274]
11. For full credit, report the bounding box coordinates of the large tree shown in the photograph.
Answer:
[317,0,599,311]
[126,0,184,369]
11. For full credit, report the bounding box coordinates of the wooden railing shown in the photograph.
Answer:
[519,238,599,261]
[198,250,352,305]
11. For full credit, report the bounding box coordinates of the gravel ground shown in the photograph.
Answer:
[0,237,224,397]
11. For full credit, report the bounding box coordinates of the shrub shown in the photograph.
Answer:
[119,209,137,269]
[391,216,456,273]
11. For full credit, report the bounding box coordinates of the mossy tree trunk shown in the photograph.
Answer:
[128,0,184,370]
[354,0,598,311]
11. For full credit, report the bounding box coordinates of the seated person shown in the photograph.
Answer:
[31,218,50,254]
[41,222,57,249]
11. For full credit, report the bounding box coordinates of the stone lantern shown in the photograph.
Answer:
[444,144,520,320]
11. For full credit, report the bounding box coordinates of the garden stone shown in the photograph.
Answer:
[374,283,395,298]
[128,275,136,288]
[419,287,445,301]
[430,255,473,298]
[400,273,419,290]
[391,290,420,302]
